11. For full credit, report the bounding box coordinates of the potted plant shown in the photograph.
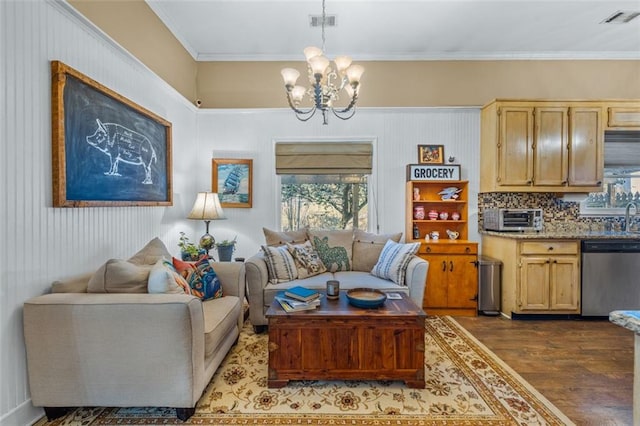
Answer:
[178,232,206,261]
[215,236,237,262]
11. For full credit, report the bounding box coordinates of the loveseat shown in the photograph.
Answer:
[23,238,245,422]
[246,228,429,331]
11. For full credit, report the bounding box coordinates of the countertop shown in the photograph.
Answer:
[610,311,640,334]
[480,229,640,240]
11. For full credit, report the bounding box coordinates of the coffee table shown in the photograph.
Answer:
[265,290,426,388]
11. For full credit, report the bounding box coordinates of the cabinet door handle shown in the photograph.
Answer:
[465,247,470,253]
[546,259,550,263]
[426,247,431,253]
[548,246,554,251]
[442,261,447,271]
[449,261,454,272]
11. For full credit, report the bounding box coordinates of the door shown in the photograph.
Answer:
[569,107,602,187]
[519,257,550,310]
[498,106,534,186]
[423,255,449,308]
[447,255,479,309]
[549,257,580,310]
[534,107,568,186]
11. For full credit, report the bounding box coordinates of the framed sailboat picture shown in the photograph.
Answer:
[212,158,253,208]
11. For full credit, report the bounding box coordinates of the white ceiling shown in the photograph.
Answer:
[145,0,640,61]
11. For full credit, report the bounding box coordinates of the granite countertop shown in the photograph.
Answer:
[610,311,640,334]
[480,229,640,240]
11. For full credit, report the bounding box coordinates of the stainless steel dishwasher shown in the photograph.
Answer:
[581,239,640,317]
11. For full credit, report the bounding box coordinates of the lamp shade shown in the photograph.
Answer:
[187,192,226,221]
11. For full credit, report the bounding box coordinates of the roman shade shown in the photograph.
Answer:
[275,142,373,175]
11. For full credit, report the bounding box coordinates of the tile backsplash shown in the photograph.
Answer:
[478,192,627,232]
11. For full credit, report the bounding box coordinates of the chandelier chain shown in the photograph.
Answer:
[321,0,326,52]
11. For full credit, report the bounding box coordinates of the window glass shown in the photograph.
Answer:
[581,167,640,214]
[280,174,368,231]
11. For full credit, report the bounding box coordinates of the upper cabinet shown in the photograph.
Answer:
[606,102,640,129]
[481,100,603,193]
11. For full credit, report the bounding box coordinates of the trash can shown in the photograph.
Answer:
[478,255,502,316]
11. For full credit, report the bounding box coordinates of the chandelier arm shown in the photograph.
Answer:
[330,106,357,121]
[331,93,358,114]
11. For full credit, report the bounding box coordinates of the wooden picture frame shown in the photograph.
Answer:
[418,145,445,164]
[51,61,172,207]
[212,158,253,208]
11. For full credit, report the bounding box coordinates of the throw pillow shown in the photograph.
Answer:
[352,229,403,272]
[263,227,309,247]
[308,229,353,272]
[286,240,327,279]
[148,259,191,295]
[128,237,173,266]
[173,257,223,301]
[261,245,298,284]
[87,259,152,293]
[371,240,420,286]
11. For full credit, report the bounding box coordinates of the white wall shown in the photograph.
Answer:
[0,1,202,424]
[198,108,481,257]
[0,1,481,425]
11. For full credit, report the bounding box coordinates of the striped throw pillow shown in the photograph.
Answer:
[371,240,420,285]
[262,245,298,284]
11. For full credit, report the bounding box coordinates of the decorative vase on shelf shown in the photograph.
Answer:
[413,187,420,201]
[413,206,425,220]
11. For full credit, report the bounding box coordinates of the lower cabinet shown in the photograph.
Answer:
[482,236,581,317]
[419,242,478,316]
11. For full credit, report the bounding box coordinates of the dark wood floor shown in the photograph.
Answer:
[454,315,634,426]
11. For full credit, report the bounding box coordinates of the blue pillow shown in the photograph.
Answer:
[185,257,223,301]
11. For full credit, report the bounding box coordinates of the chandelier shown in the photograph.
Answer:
[280,0,364,125]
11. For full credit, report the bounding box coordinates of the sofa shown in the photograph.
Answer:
[23,238,245,422]
[246,228,429,332]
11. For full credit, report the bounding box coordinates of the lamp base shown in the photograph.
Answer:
[199,233,215,253]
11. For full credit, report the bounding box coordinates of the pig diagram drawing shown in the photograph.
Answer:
[86,118,157,184]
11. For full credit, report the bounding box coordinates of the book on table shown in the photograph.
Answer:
[275,294,319,312]
[284,285,320,302]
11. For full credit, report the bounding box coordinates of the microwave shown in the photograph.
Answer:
[483,208,543,232]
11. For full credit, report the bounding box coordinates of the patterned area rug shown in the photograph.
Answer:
[38,316,574,425]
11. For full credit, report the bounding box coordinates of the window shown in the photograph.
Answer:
[581,167,640,215]
[275,141,373,231]
[280,175,368,231]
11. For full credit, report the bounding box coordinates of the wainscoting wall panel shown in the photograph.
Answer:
[0,2,199,425]
[196,108,481,254]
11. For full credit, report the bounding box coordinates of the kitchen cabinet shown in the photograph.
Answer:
[481,236,580,317]
[406,179,478,315]
[606,104,640,128]
[419,242,478,316]
[480,100,603,192]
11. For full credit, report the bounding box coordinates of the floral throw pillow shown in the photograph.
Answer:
[286,241,327,279]
[172,257,223,301]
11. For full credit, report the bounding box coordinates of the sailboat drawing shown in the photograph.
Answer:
[223,166,242,194]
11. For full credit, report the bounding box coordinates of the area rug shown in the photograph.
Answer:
[38,316,574,425]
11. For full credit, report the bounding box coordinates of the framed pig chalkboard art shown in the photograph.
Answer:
[51,61,172,207]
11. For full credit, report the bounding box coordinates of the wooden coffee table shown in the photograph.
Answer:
[265,290,426,388]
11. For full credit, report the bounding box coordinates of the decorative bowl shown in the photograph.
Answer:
[346,288,387,309]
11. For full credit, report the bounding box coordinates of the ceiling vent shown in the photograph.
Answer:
[310,15,337,27]
[601,10,640,24]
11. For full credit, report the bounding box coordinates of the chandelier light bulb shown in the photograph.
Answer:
[309,55,330,77]
[345,64,365,85]
[281,68,301,88]
[303,46,323,62]
[291,85,306,103]
[334,55,352,73]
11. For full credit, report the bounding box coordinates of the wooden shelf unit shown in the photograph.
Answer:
[406,179,478,316]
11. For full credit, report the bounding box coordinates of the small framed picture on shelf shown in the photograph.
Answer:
[418,145,445,164]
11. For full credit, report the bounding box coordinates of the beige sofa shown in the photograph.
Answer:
[23,239,245,422]
[246,229,429,332]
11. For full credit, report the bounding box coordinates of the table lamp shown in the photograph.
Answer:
[187,192,227,254]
